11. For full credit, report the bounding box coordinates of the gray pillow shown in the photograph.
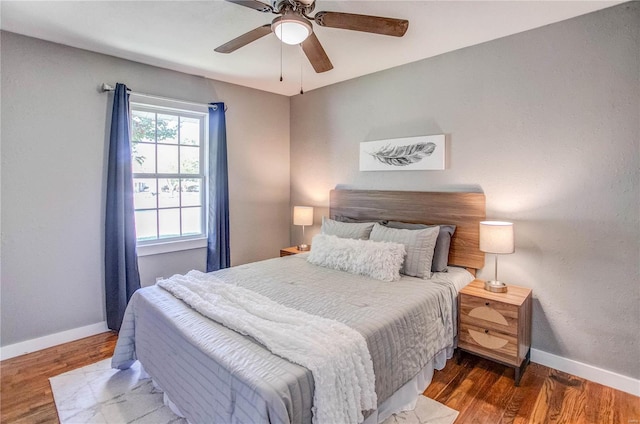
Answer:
[369,223,439,279]
[335,215,388,226]
[321,216,376,240]
[385,221,456,272]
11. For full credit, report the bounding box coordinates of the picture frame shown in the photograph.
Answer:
[359,134,445,171]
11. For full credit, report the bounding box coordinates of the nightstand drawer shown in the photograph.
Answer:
[459,293,519,336]
[459,322,519,366]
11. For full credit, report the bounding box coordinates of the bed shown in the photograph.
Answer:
[112,189,486,424]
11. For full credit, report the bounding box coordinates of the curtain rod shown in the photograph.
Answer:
[100,83,227,111]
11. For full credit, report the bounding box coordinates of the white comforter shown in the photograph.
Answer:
[158,270,377,424]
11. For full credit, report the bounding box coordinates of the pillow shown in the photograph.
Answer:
[335,215,388,226]
[369,223,439,279]
[385,221,456,272]
[321,216,376,240]
[307,234,406,282]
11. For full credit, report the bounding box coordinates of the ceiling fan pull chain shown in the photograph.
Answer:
[279,24,283,82]
[299,46,304,94]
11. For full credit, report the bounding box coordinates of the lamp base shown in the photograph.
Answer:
[484,280,508,293]
[297,244,310,251]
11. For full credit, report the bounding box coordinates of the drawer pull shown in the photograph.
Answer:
[468,329,509,349]
[484,329,489,334]
[485,302,490,306]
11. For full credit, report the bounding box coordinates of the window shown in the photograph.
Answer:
[130,100,207,254]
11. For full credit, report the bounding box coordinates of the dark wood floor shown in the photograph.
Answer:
[1,332,638,423]
[425,352,640,423]
[1,332,118,423]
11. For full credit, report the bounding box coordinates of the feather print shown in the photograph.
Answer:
[368,142,436,166]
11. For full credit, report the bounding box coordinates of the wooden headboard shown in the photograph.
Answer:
[329,189,486,272]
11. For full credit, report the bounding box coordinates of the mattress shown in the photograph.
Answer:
[112,254,473,424]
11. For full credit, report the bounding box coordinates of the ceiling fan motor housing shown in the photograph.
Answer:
[272,0,315,15]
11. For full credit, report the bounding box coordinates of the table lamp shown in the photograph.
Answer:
[293,206,313,251]
[479,221,514,293]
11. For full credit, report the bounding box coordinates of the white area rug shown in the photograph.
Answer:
[50,358,458,424]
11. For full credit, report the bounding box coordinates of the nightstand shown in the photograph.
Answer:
[279,246,309,257]
[457,279,532,386]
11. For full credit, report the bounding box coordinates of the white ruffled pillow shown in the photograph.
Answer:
[307,234,406,282]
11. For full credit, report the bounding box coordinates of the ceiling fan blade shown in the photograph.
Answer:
[214,24,272,53]
[301,32,333,73]
[225,0,273,13]
[314,11,408,37]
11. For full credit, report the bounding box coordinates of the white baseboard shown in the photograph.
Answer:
[531,348,640,397]
[0,321,109,361]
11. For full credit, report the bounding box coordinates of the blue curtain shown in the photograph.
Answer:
[206,102,230,271]
[105,83,141,331]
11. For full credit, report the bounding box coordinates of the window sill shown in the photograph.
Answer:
[137,237,207,257]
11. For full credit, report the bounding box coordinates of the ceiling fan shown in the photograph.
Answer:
[215,0,409,73]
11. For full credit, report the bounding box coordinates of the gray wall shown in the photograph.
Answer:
[290,3,639,379]
[0,32,290,346]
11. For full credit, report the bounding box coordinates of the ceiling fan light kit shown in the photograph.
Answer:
[217,0,409,74]
[272,13,313,45]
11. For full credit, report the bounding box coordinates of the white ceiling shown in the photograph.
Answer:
[0,1,620,96]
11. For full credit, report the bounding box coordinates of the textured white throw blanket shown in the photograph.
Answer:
[157,270,377,424]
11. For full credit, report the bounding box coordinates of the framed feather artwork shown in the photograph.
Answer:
[359,134,445,171]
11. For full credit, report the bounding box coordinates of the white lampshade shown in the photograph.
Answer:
[272,14,312,45]
[479,221,514,254]
[293,206,313,226]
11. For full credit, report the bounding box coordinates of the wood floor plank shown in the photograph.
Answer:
[424,353,474,400]
[503,366,546,423]
[472,365,518,423]
[454,359,505,423]
[1,333,639,423]
[0,332,118,423]
[529,369,565,423]
[590,382,615,424]
[426,353,639,424]
[554,371,587,423]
